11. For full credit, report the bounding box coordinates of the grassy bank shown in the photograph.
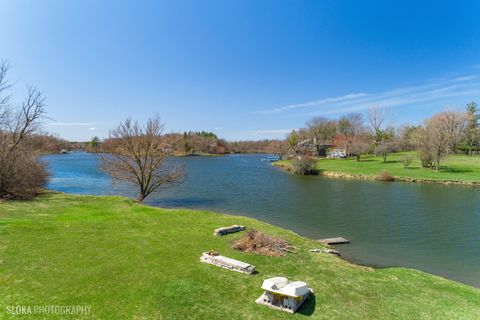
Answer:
[275,152,480,184]
[1,194,479,319]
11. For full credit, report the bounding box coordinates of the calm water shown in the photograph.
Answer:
[43,153,480,287]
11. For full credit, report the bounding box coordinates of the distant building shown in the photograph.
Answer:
[297,137,332,157]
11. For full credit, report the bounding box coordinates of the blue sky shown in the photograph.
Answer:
[1,0,479,141]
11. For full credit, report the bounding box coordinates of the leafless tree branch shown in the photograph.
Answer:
[100,115,184,202]
[0,61,48,199]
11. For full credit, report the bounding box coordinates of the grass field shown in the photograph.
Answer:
[276,152,480,183]
[0,193,479,319]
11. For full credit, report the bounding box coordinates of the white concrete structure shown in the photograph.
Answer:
[256,277,312,313]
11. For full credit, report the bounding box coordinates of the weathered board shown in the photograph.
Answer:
[200,252,256,274]
[213,225,246,236]
[317,237,350,245]
[310,248,341,256]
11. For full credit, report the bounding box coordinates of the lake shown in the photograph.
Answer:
[43,152,480,287]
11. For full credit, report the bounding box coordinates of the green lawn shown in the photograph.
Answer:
[1,194,479,319]
[276,152,480,183]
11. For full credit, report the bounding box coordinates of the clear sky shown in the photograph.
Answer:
[1,0,479,141]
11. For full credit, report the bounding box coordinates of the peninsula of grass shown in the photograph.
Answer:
[275,152,480,184]
[1,193,479,319]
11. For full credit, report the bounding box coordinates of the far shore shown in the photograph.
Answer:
[274,152,480,186]
[41,150,276,157]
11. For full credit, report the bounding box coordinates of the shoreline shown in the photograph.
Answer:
[24,190,477,288]
[104,192,478,288]
[273,161,480,186]
[22,192,480,289]
[165,201,478,289]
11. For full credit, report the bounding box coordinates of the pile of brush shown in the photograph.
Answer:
[375,170,395,181]
[232,229,294,256]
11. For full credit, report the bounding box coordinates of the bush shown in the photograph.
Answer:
[291,157,318,175]
[375,171,395,181]
[0,151,49,199]
[232,229,289,257]
[401,155,414,168]
[419,150,433,168]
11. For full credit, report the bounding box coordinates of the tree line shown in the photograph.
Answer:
[286,103,480,172]
[24,132,71,153]
[89,133,286,155]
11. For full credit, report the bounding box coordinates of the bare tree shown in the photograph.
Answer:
[306,117,337,152]
[0,62,11,111]
[349,140,370,161]
[442,110,467,153]
[368,107,394,155]
[100,116,184,202]
[0,61,48,198]
[376,142,397,163]
[368,108,385,146]
[417,112,455,171]
[338,113,366,156]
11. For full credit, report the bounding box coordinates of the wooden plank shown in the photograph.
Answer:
[317,237,350,245]
[213,225,246,236]
[200,252,256,274]
[309,248,341,256]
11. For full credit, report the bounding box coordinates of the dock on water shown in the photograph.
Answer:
[317,237,350,245]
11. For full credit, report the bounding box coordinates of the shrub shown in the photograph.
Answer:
[375,171,395,181]
[419,150,433,168]
[401,155,414,168]
[232,229,289,257]
[291,157,318,175]
[0,153,49,199]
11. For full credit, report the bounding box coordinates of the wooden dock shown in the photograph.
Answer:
[317,237,350,245]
